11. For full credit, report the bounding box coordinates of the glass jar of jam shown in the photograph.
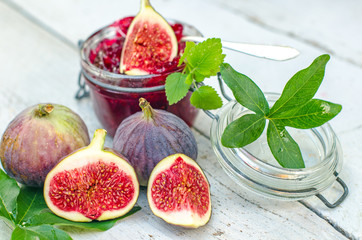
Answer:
[78,17,202,136]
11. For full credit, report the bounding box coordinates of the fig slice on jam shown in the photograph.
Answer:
[147,154,211,228]
[43,129,139,222]
[120,0,178,75]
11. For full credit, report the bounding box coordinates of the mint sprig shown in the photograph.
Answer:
[220,54,342,168]
[0,169,141,240]
[165,38,225,110]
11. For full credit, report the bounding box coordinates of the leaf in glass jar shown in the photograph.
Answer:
[269,54,330,116]
[220,63,269,116]
[267,120,305,168]
[0,169,20,226]
[270,99,342,129]
[221,114,266,148]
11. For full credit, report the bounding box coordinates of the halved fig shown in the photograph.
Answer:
[120,0,178,75]
[147,154,211,228]
[44,129,139,222]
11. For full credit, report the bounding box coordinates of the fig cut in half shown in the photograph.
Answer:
[147,154,211,228]
[120,0,178,75]
[44,129,139,222]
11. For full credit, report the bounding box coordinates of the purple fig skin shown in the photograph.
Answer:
[0,103,90,187]
[113,99,198,186]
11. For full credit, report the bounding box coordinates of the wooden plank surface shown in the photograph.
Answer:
[1,0,361,239]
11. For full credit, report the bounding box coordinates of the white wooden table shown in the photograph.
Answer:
[0,0,361,239]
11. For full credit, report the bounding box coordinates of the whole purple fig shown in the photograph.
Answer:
[113,98,198,186]
[0,103,90,187]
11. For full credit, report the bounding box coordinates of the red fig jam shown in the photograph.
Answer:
[80,17,200,136]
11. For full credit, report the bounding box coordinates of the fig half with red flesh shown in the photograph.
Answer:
[120,0,178,75]
[44,129,139,222]
[147,154,211,228]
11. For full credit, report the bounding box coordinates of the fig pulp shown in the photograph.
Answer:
[147,154,211,228]
[120,0,178,75]
[0,103,90,187]
[44,129,139,222]
[113,98,198,186]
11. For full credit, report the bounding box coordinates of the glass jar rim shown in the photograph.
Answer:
[79,19,202,93]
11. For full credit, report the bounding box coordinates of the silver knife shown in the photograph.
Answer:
[181,36,300,61]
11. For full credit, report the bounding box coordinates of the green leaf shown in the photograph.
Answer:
[12,225,72,240]
[15,186,48,225]
[221,114,266,148]
[0,169,20,225]
[166,38,225,109]
[190,85,222,110]
[269,54,330,116]
[185,74,193,85]
[271,99,342,129]
[220,63,269,115]
[26,206,141,231]
[193,72,206,83]
[185,38,225,78]
[178,41,196,66]
[165,73,190,105]
[267,120,305,168]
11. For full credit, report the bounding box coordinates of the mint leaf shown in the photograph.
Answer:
[26,206,141,231]
[221,114,266,148]
[15,186,47,225]
[190,85,222,110]
[166,38,225,110]
[194,72,206,83]
[178,41,196,66]
[0,169,20,226]
[12,225,72,240]
[184,38,225,80]
[165,73,190,105]
[269,54,330,116]
[185,74,193,85]
[271,99,342,129]
[267,121,305,168]
[220,63,269,115]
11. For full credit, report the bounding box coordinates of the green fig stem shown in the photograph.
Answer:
[88,129,107,150]
[36,104,54,117]
[141,0,152,10]
[139,98,155,121]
